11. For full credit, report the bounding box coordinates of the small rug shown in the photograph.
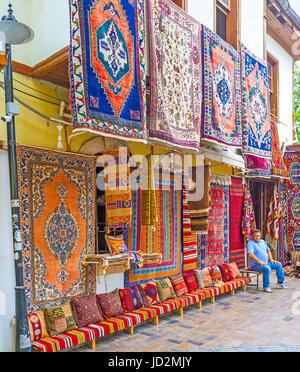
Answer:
[124,169,182,285]
[203,184,230,267]
[202,26,242,148]
[69,0,147,142]
[271,115,289,178]
[241,182,257,242]
[282,151,300,252]
[241,44,272,159]
[229,177,245,269]
[244,153,272,177]
[147,0,202,152]
[17,145,96,313]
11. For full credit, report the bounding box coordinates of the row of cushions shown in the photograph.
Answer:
[28,262,242,343]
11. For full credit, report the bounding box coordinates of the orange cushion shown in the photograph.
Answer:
[228,262,241,279]
[105,235,128,255]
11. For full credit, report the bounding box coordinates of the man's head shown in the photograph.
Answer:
[252,229,262,242]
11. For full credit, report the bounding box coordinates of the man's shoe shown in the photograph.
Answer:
[275,283,289,289]
[264,287,273,293]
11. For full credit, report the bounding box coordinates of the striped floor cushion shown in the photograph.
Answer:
[147,299,179,316]
[175,293,201,308]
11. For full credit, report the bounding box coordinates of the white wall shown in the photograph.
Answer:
[266,34,295,144]
[0,0,69,67]
[240,0,265,59]
[187,0,215,30]
[0,150,15,352]
[96,273,124,294]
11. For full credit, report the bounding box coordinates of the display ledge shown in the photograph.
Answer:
[83,252,162,275]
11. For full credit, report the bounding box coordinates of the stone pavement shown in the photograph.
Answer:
[79,273,300,352]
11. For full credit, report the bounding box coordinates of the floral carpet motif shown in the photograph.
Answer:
[202,26,242,148]
[147,0,202,152]
[17,145,96,313]
[69,0,147,142]
[241,44,272,159]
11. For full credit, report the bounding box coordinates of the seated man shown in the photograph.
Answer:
[247,229,288,293]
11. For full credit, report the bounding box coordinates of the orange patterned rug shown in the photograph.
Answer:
[17,145,96,313]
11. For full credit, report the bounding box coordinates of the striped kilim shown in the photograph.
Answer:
[182,183,198,274]
[229,177,246,269]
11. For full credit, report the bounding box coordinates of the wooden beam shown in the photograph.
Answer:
[31,46,69,79]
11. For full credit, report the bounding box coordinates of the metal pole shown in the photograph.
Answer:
[3,43,31,352]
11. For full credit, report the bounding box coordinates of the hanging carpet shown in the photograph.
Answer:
[124,169,182,285]
[202,26,242,148]
[17,145,96,313]
[69,0,147,142]
[203,183,230,267]
[147,0,202,152]
[271,115,289,178]
[229,177,245,269]
[266,184,283,252]
[241,44,272,159]
[282,151,300,252]
[241,182,257,242]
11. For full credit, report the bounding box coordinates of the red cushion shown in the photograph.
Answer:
[96,289,124,319]
[71,294,104,328]
[119,288,136,312]
[228,262,241,279]
[183,271,198,293]
[218,264,234,282]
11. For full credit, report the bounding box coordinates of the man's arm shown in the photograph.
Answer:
[248,253,267,266]
[267,250,279,264]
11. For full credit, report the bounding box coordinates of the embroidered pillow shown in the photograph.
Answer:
[133,284,148,308]
[140,281,160,306]
[183,271,199,293]
[119,288,136,312]
[169,273,188,297]
[44,302,77,336]
[228,262,242,279]
[194,268,213,288]
[97,289,124,319]
[105,235,128,256]
[71,295,104,327]
[209,266,223,283]
[156,278,176,302]
[28,310,49,342]
[219,264,235,282]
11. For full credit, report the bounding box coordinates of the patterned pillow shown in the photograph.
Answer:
[156,278,176,302]
[209,266,223,283]
[44,302,77,336]
[228,262,241,279]
[169,273,188,297]
[105,235,128,256]
[28,310,49,342]
[97,289,124,319]
[218,264,235,282]
[140,281,160,306]
[133,284,148,308]
[119,288,135,312]
[194,268,213,288]
[183,271,199,293]
[71,295,104,328]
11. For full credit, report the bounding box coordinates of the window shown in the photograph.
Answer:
[267,52,279,117]
[171,0,187,10]
[215,0,239,50]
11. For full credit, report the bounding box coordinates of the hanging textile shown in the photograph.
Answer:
[282,151,300,252]
[202,26,242,148]
[244,153,272,177]
[204,184,230,267]
[229,177,246,269]
[188,165,211,232]
[124,169,182,285]
[271,115,289,178]
[17,145,96,313]
[198,233,207,270]
[241,182,257,242]
[266,185,283,252]
[241,44,272,159]
[103,148,132,233]
[141,154,157,226]
[182,182,198,274]
[147,0,202,152]
[69,0,147,143]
